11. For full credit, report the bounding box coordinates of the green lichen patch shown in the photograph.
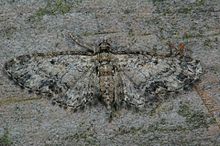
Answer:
[177,103,216,129]
[29,0,71,22]
[186,111,209,129]
[0,128,13,146]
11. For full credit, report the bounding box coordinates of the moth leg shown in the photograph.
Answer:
[68,33,96,53]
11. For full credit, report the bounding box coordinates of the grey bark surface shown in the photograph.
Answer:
[0,0,220,145]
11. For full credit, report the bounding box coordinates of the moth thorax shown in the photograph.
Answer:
[97,53,111,62]
[98,64,114,76]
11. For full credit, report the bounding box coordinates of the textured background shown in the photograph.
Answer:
[0,0,220,145]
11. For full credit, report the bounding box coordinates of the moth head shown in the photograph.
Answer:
[98,40,111,53]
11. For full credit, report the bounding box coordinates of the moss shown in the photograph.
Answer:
[0,129,13,146]
[29,0,71,21]
[177,103,212,129]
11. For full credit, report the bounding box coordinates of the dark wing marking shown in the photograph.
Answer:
[4,51,99,110]
[115,54,202,108]
[118,71,146,110]
[53,66,100,111]
[112,69,125,110]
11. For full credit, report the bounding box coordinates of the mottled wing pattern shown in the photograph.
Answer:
[54,66,99,111]
[115,54,202,108]
[4,52,99,110]
[111,69,125,110]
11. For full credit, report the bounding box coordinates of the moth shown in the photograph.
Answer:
[4,33,202,118]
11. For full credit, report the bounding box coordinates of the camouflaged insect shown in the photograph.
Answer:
[4,34,202,117]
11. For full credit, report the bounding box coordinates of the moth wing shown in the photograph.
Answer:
[115,54,202,108]
[53,66,100,110]
[112,70,125,110]
[4,52,99,109]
